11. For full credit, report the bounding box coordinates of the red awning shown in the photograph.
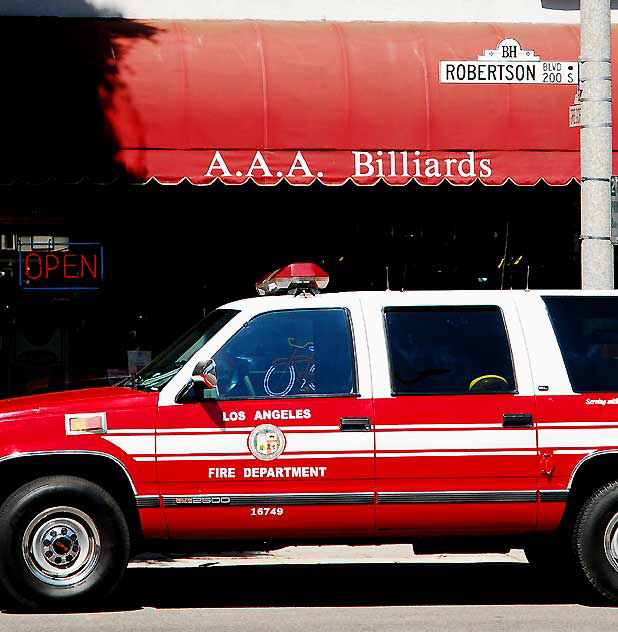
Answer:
[5,19,618,185]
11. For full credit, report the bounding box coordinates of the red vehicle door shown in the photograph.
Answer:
[156,303,375,539]
[365,295,538,534]
[528,295,618,531]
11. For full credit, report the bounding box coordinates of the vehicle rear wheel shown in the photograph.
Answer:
[574,481,618,602]
[0,475,129,610]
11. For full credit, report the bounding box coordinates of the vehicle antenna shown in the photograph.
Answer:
[402,263,407,292]
[386,266,390,291]
[500,222,509,291]
[526,265,530,291]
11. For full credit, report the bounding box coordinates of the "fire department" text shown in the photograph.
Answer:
[208,466,327,478]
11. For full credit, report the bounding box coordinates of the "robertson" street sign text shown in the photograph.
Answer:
[440,38,578,85]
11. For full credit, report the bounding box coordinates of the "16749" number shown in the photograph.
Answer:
[250,507,284,516]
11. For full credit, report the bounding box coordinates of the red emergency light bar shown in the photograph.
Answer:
[256,263,330,296]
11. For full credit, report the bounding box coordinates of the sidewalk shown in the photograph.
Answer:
[130,545,528,568]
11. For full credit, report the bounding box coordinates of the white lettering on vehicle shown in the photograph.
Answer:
[208,467,237,478]
[250,507,284,516]
[586,398,608,406]
[208,466,327,479]
[243,466,327,478]
[585,398,618,406]
[254,408,311,421]
[222,411,246,422]
[221,409,312,423]
[176,496,231,504]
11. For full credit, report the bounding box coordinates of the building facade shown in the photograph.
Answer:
[0,2,613,397]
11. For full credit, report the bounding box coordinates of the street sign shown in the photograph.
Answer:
[610,176,618,246]
[440,38,578,85]
[569,91,581,127]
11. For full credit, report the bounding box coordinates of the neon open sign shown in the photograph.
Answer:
[19,242,104,290]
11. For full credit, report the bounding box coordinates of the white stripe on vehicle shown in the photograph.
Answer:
[103,436,156,454]
[375,423,503,430]
[539,428,618,447]
[156,431,372,455]
[107,428,156,434]
[155,425,337,434]
[156,452,375,461]
[377,450,537,457]
[376,429,536,451]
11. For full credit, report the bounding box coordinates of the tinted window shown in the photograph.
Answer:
[544,296,618,392]
[385,307,516,395]
[133,309,238,391]
[213,309,356,399]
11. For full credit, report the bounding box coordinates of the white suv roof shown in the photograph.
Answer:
[221,288,618,313]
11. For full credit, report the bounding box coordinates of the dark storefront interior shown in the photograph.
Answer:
[1,177,582,398]
[0,17,596,399]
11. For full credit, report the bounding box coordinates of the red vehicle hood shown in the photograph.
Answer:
[0,387,157,421]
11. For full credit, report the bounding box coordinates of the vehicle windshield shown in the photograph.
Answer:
[129,309,238,391]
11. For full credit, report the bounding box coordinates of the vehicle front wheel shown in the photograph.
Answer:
[574,480,618,602]
[0,475,130,610]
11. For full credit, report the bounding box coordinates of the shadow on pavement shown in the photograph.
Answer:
[1,560,601,614]
[103,561,586,611]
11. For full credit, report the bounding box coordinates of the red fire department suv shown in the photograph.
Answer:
[2,263,618,608]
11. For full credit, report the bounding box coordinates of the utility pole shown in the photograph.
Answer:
[580,0,614,288]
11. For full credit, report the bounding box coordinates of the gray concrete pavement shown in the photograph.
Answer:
[3,605,618,632]
[1,547,617,630]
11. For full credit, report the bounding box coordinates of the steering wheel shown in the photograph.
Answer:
[214,354,256,397]
[468,374,509,392]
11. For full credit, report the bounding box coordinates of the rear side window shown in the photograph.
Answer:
[384,307,516,395]
[213,308,356,399]
[544,296,618,393]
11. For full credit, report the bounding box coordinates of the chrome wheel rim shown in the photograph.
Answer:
[22,506,101,586]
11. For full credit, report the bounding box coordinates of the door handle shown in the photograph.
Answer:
[340,417,371,432]
[502,413,533,428]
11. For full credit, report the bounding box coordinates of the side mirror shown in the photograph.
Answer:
[191,359,218,389]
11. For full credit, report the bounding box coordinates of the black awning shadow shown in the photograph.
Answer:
[0,10,158,184]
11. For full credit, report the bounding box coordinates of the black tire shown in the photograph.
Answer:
[574,480,618,602]
[0,475,130,610]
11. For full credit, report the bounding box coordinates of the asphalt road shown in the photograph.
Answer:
[2,553,618,631]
